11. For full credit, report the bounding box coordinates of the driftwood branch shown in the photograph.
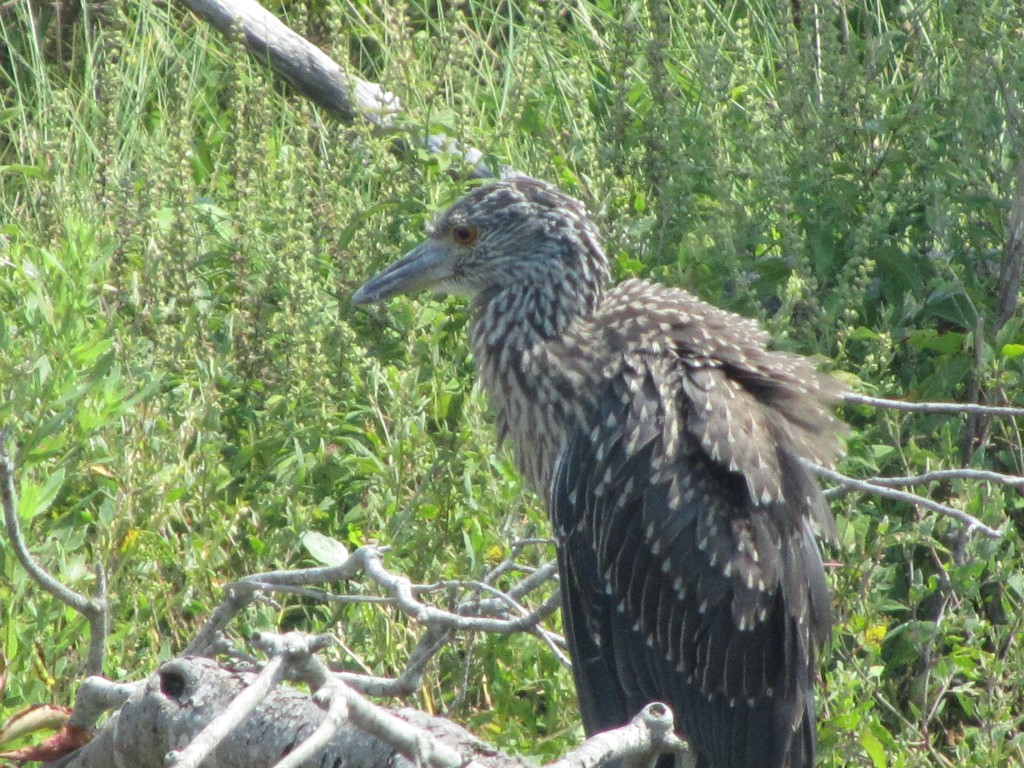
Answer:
[182,540,564,688]
[50,656,524,768]
[264,632,486,768]
[0,426,567,765]
[51,651,685,768]
[821,392,1022,540]
[3,3,1018,766]
[2,378,1020,764]
[175,0,494,177]
[178,0,397,123]
[546,703,690,768]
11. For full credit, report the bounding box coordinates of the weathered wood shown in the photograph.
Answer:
[51,658,523,768]
[178,0,398,124]
[176,0,493,177]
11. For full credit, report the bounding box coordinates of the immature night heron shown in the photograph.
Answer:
[353,177,844,768]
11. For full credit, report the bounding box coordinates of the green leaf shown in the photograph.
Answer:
[1000,343,1024,360]
[860,729,887,768]
[18,467,65,521]
[906,329,965,355]
[849,326,881,341]
[0,163,51,180]
[69,336,113,366]
[300,531,349,566]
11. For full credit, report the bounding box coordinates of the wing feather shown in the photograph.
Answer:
[550,349,833,768]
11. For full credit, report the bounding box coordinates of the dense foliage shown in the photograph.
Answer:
[1,1,1022,765]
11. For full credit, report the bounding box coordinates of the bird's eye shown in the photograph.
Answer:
[452,224,479,245]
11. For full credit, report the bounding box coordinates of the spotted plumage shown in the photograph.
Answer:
[353,176,845,768]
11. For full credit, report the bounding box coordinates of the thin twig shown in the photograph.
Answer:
[0,427,109,673]
[362,548,562,634]
[190,543,563,695]
[843,392,1024,417]
[185,545,396,654]
[865,468,1024,489]
[808,461,1004,539]
[275,632,485,768]
[337,624,454,697]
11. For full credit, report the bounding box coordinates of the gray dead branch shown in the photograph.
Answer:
[49,657,520,768]
[49,654,683,768]
[176,0,494,178]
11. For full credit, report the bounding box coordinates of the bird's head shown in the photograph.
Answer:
[352,177,609,315]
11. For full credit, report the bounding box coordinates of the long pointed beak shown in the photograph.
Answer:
[352,240,454,305]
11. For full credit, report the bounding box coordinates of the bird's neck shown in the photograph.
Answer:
[471,281,602,349]
[469,282,604,493]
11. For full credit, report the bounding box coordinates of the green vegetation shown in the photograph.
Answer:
[1,0,1022,765]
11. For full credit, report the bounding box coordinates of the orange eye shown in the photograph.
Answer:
[452,224,478,245]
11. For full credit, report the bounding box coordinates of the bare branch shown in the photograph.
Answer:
[175,0,495,177]
[865,468,1024,489]
[226,545,561,636]
[480,538,556,584]
[505,559,560,602]
[184,546,390,657]
[542,703,691,768]
[186,541,564,700]
[362,548,562,634]
[176,0,397,124]
[843,392,1024,418]
[449,573,570,666]
[182,582,257,657]
[808,462,1004,539]
[0,427,109,674]
[66,677,143,730]
[270,679,349,768]
[337,625,454,697]
[52,657,526,768]
[272,632,486,768]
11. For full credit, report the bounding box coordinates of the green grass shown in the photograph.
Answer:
[1,0,1023,764]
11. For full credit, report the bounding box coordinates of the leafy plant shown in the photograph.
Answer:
[0,0,1021,764]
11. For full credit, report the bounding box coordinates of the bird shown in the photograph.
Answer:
[352,176,845,768]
